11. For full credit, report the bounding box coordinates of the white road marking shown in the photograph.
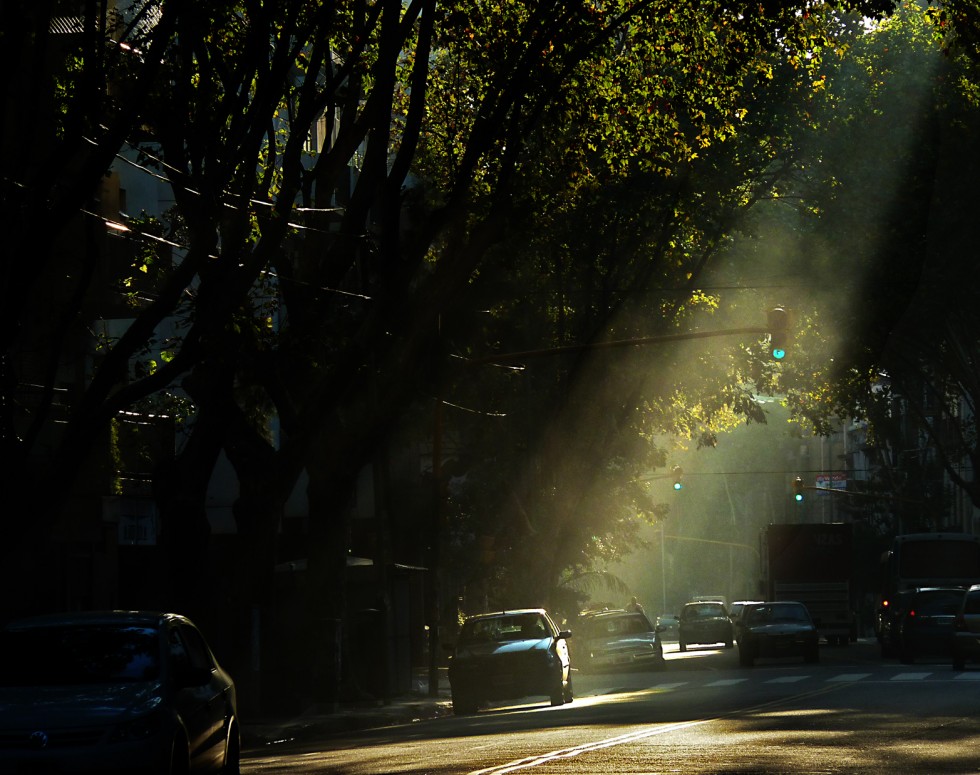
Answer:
[827,673,872,682]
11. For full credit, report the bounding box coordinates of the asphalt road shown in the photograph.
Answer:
[242,638,980,774]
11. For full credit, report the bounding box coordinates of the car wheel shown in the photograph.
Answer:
[724,638,734,649]
[953,657,966,671]
[739,648,754,667]
[166,734,190,775]
[804,646,819,664]
[452,692,479,715]
[550,689,565,706]
[563,674,574,703]
[900,651,914,665]
[678,640,687,652]
[220,724,241,775]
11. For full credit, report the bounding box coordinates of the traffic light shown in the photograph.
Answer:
[767,306,791,360]
[672,466,684,491]
[792,476,805,502]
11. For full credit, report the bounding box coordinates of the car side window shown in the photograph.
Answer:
[179,624,215,671]
[168,626,191,674]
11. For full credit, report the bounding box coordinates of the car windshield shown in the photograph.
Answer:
[912,591,963,615]
[459,614,550,644]
[588,614,652,638]
[684,604,726,619]
[0,624,161,686]
[746,604,810,625]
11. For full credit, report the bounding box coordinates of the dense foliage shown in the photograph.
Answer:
[9,0,955,703]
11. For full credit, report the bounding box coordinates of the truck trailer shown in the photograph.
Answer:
[763,522,854,646]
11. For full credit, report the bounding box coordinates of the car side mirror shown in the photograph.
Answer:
[557,629,572,640]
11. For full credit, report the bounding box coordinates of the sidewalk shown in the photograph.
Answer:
[241,668,453,749]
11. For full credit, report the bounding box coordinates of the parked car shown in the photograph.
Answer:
[728,600,764,644]
[573,609,664,672]
[0,610,239,774]
[892,587,964,664]
[953,584,980,670]
[678,601,734,651]
[447,609,572,715]
[737,601,819,667]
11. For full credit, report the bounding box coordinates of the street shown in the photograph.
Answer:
[241,638,980,773]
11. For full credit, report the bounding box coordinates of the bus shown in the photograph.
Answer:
[876,532,980,654]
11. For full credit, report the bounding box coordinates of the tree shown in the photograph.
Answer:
[1,0,896,705]
[743,3,980,524]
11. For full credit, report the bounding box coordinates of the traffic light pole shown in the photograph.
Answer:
[464,326,771,365]
[799,483,924,506]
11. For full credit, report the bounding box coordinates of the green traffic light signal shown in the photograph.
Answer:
[672,466,683,491]
[792,476,805,502]
[771,333,787,361]
[767,307,791,360]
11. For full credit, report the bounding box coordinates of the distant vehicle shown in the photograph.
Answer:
[737,601,819,667]
[763,522,854,646]
[678,601,734,651]
[446,609,572,715]
[573,609,664,672]
[891,587,963,664]
[691,595,727,607]
[0,610,239,774]
[877,533,980,656]
[655,613,679,636]
[729,600,765,643]
[952,584,980,670]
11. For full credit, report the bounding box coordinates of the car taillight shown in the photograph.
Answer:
[908,609,916,618]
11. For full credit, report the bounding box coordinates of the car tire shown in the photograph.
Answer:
[678,640,687,652]
[953,657,966,671]
[563,674,574,703]
[452,692,479,715]
[739,648,754,667]
[550,688,565,706]
[221,725,241,775]
[805,646,819,664]
[899,649,915,665]
[724,638,734,649]
[166,734,190,775]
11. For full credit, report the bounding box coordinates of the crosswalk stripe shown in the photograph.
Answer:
[767,675,810,683]
[892,672,931,680]
[827,673,872,682]
[705,678,749,686]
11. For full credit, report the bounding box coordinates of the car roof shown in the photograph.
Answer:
[3,610,185,631]
[579,609,639,618]
[908,587,967,595]
[463,608,548,621]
